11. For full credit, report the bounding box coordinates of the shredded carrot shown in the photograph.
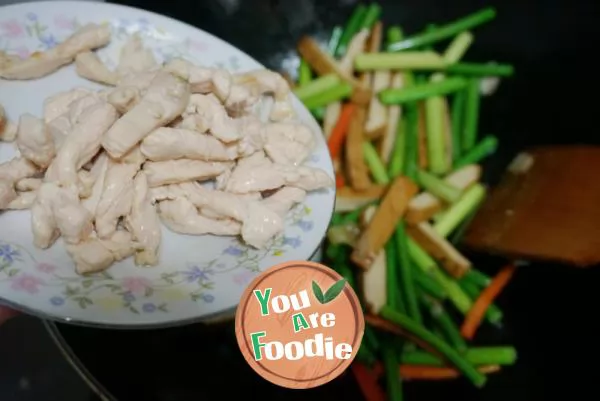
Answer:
[461,264,517,339]
[328,103,356,159]
[336,173,346,188]
[351,363,386,401]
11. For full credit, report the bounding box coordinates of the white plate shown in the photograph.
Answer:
[0,1,335,328]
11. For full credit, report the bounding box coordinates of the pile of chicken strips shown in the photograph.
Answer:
[0,23,334,275]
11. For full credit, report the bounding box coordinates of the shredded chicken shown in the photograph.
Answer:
[0,32,333,275]
[0,23,110,80]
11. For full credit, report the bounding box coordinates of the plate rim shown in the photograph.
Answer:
[0,0,335,328]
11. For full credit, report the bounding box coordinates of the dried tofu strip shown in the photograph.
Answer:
[406,221,471,278]
[364,22,389,139]
[340,29,370,74]
[323,102,342,139]
[335,185,386,212]
[406,164,481,224]
[297,36,371,105]
[379,73,404,163]
[352,176,418,269]
[345,106,372,191]
[358,204,387,314]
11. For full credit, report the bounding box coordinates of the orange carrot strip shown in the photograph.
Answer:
[351,363,386,401]
[336,173,346,188]
[461,264,517,340]
[328,103,356,159]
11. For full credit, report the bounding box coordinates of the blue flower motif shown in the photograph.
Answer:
[223,245,243,257]
[122,292,135,303]
[183,265,213,283]
[295,219,314,232]
[0,244,20,264]
[283,236,302,249]
[142,303,156,313]
[201,293,215,303]
[50,296,64,306]
[216,263,226,269]
[40,34,59,49]
[26,12,37,21]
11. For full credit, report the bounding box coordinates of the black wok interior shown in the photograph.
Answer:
[50,0,600,400]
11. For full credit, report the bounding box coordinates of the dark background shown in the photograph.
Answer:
[3,0,600,400]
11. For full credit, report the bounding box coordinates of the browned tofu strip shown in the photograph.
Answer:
[364,22,389,139]
[406,221,471,278]
[345,106,372,191]
[297,36,371,105]
[352,176,418,269]
[406,164,481,224]
[335,185,386,212]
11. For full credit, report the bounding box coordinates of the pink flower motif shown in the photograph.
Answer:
[232,271,255,286]
[13,46,30,60]
[53,15,75,31]
[0,20,25,38]
[187,39,209,52]
[121,277,151,295]
[11,274,45,294]
[36,263,57,274]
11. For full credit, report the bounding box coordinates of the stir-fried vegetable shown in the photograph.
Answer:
[292,4,517,400]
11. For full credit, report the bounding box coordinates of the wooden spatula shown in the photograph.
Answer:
[462,145,600,267]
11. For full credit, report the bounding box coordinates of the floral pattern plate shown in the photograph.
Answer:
[0,1,334,327]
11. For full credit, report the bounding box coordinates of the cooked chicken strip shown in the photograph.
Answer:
[140,127,237,162]
[261,187,306,216]
[102,72,190,158]
[116,34,157,77]
[0,157,39,183]
[0,181,17,209]
[0,157,37,209]
[0,121,17,142]
[235,70,294,121]
[31,182,60,248]
[158,197,242,236]
[66,230,136,275]
[164,58,231,100]
[53,185,94,244]
[263,122,315,165]
[16,113,56,168]
[236,115,265,157]
[45,102,118,191]
[47,94,104,149]
[143,159,232,187]
[241,202,284,248]
[125,171,161,266]
[6,191,37,210]
[106,86,140,114]
[226,163,333,193]
[94,160,139,239]
[176,182,284,248]
[43,88,93,123]
[81,153,108,215]
[75,51,118,85]
[184,94,242,143]
[215,167,232,191]
[15,178,42,192]
[115,70,158,93]
[0,23,111,80]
